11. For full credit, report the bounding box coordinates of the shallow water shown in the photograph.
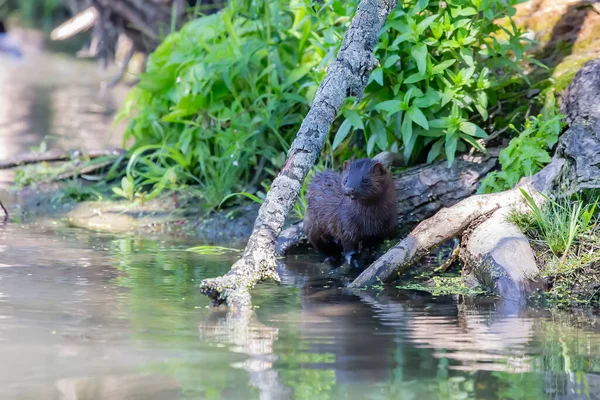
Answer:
[2,221,600,399]
[0,37,127,189]
[3,30,600,400]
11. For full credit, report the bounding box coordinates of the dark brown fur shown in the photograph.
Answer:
[303,158,397,267]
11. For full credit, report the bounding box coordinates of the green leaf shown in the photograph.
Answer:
[401,113,413,148]
[219,192,264,209]
[373,100,402,113]
[332,119,353,150]
[413,90,442,108]
[371,118,388,151]
[413,0,429,13]
[403,129,418,162]
[458,7,477,16]
[370,67,384,86]
[427,138,444,162]
[411,44,428,76]
[460,121,487,138]
[445,133,458,166]
[282,63,315,91]
[459,133,486,152]
[441,88,455,107]
[407,107,429,130]
[384,55,401,68]
[343,110,365,129]
[417,14,439,34]
[475,91,489,120]
[367,133,377,155]
[460,47,474,67]
[428,119,449,128]
[391,33,412,47]
[431,59,456,74]
[404,72,427,84]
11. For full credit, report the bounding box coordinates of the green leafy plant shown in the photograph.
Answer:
[112,176,137,202]
[478,93,566,193]
[327,0,532,165]
[116,0,328,209]
[116,0,534,209]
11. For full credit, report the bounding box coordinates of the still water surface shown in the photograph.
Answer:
[2,222,600,399]
[2,31,600,400]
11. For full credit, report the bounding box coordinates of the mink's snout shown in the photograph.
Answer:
[343,187,356,198]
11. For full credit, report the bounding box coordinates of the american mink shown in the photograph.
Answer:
[303,158,397,268]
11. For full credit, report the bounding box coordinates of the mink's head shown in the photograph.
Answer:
[341,158,390,202]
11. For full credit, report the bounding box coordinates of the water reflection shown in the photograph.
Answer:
[3,222,600,399]
[0,36,127,188]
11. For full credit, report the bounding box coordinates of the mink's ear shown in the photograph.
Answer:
[371,162,386,175]
[343,160,351,171]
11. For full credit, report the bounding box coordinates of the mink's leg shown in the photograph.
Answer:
[342,240,360,269]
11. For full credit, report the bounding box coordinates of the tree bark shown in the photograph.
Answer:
[350,56,600,295]
[199,0,399,310]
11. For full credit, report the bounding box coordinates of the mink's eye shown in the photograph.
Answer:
[362,178,369,184]
[343,177,348,184]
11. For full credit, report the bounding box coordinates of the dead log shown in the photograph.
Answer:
[0,148,125,169]
[198,0,399,310]
[351,56,600,301]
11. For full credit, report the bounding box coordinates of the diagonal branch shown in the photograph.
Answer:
[199,0,399,310]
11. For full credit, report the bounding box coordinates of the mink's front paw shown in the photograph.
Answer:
[344,251,361,269]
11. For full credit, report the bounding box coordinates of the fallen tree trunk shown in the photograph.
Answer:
[351,57,600,301]
[198,0,399,310]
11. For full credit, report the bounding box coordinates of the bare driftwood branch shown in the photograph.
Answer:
[0,148,126,169]
[348,177,545,288]
[199,0,399,310]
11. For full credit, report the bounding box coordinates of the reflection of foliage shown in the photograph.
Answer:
[98,235,600,399]
[277,351,336,400]
[109,237,252,398]
[398,275,489,296]
[495,316,600,399]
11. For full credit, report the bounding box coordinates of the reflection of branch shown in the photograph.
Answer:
[198,311,291,398]
[355,289,535,373]
[0,199,7,222]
